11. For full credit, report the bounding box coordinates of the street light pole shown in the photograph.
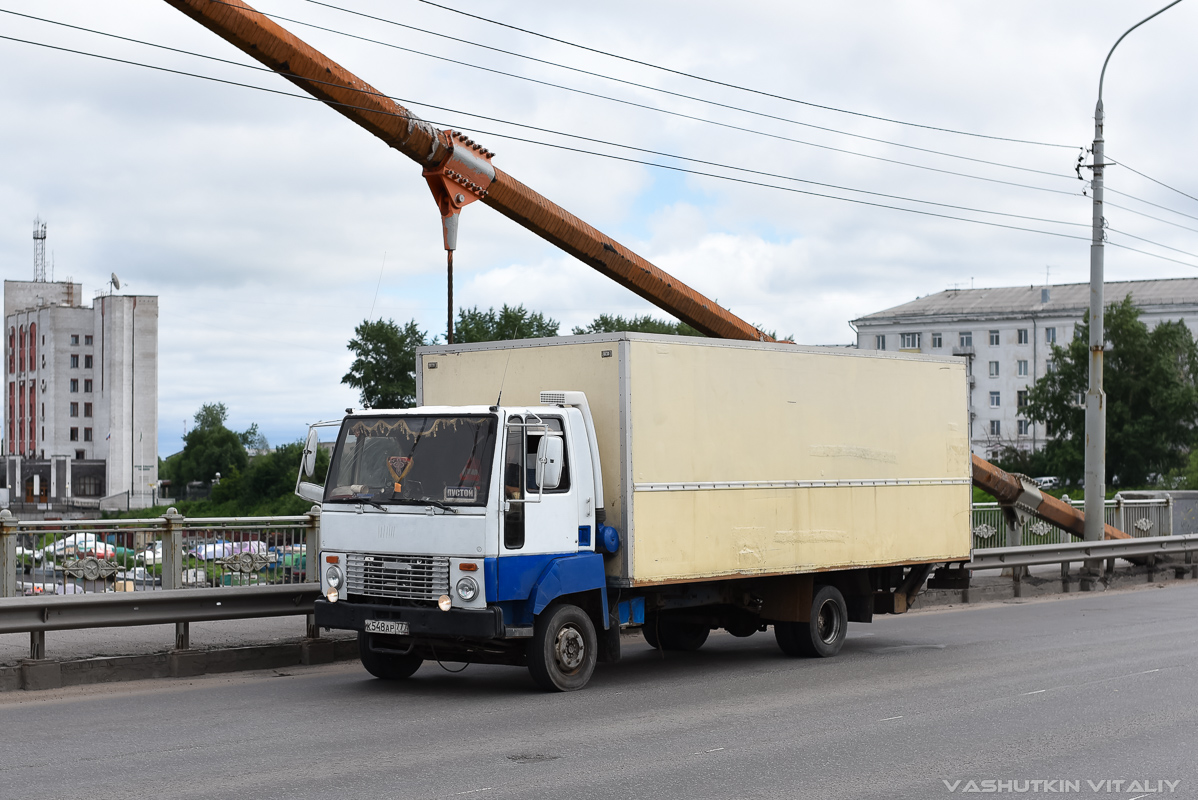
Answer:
[1083,0,1185,587]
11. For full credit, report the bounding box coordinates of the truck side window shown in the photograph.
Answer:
[526,417,570,493]
[503,424,525,550]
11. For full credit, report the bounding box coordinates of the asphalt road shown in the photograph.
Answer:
[2,584,1196,800]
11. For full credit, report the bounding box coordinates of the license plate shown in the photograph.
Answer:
[365,619,409,635]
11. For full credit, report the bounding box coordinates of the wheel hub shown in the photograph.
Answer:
[816,599,841,644]
[554,625,585,671]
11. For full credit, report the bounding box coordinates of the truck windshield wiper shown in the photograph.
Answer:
[327,494,387,510]
[392,498,459,514]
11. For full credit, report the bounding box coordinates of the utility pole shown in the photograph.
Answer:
[1082,0,1185,590]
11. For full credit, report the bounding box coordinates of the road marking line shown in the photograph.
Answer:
[1022,689,1046,695]
[453,789,492,796]
[706,748,725,753]
[880,716,903,721]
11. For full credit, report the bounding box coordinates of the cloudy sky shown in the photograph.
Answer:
[3,0,1197,456]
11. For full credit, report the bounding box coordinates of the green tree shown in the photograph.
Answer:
[572,313,702,337]
[456,304,558,342]
[171,403,249,486]
[210,440,330,515]
[1027,295,1198,486]
[342,318,428,409]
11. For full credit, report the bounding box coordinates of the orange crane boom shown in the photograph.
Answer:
[164,0,1127,540]
[162,0,772,342]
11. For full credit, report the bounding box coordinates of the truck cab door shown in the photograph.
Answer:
[502,415,579,556]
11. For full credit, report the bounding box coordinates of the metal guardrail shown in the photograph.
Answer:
[0,506,320,597]
[970,533,1198,570]
[971,495,1173,550]
[0,583,321,635]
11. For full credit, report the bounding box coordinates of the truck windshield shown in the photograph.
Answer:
[325,415,497,508]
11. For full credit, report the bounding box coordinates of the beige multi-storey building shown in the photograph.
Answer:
[851,278,1198,460]
[4,278,158,515]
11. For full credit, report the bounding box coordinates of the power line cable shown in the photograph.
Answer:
[402,0,1075,149]
[1106,187,1198,223]
[1105,201,1198,235]
[1,13,1084,209]
[288,0,1077,165]
[1107,157,1198,205]
[1106,227,1198,260]
[9,32,1197,269]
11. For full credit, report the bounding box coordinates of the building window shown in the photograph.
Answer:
[989,330,1000,346]
[70,402,79,417]
[990,419,1001,436]
[959,332,973,348]
[75,449,85,460]
[1018,360,1029,377]
[900,333,920,349]
[76,475,103,497]
[875,335,886,351]
[990,391,1001,407]
[84,379,93,393]
[988,361,999,377]
[70,334,79,346]
[1045,327,1056,344]
[1017,390,1029,408]
[84,428,93,442]
[84,355,93,369]
[84,402,92,417]
[70,354,79,369]
[84,335,93,345]
[1045,360,1054,374]
[931,333,942,348]
[70,427,79,441]
[1018,419,1031,436]
[1018,328,1029,345]
[70,379,79,393]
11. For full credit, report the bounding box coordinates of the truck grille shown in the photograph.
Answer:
[345,553,450,601]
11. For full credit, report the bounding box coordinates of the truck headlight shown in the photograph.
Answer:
[325,564,343,589]
[455,576,478,602]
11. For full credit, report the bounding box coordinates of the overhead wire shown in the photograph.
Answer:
[1108,157,1198,205]
[0,12,1087,218]
[400,0,1076,149]
[1105,187,1198,223]
[283,0,1078,174]
[4,29,1196,270]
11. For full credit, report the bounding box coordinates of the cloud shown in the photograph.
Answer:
[3,0,1197,456]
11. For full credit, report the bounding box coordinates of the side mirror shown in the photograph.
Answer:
[302,428,320,477]
[296,482,324,503]
[536,436,564,491]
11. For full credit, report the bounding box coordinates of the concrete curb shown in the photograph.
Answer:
[0,637,359,692]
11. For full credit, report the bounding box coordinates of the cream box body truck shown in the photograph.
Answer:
[303,333,972,691]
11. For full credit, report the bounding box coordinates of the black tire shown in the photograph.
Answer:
[528,604,598,692]
[774,584,848,658]
[357,632,423,680]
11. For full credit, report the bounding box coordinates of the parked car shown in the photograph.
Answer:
[33,533,117,563]
[1033,476,1061,489]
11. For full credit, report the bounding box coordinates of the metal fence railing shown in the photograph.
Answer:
[0,506,320,598]
[971,495,1173,551]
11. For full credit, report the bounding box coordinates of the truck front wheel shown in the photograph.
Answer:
[528,604,597,692]
[774,584,848,658]
[357,632,424,680]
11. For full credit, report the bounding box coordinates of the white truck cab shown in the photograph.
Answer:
[305,393,620,691]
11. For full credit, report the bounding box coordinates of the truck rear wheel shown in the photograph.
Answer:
[774,584,848,658]
[528,604,597,692]
[357,632,423,680]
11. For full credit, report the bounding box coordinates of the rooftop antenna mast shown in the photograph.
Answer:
[32,217,47,282]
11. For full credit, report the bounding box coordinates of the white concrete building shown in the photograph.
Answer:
[4,279,158,514]
[851,278,1198,460]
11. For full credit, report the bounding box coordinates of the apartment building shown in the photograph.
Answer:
[4,279,158,514]
[851,278,1198,459]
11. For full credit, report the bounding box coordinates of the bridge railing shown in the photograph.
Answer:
[971,495,1172,550]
